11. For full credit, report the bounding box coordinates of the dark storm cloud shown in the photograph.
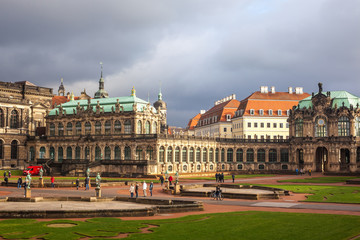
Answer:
[0,0,359,127]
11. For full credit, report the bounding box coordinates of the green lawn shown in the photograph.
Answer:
[3,176,159,183]
[182,174,275,180]
[0,170,23,177]
[266,184,360,204]
[278,176,360,183]
[0,212,360,240]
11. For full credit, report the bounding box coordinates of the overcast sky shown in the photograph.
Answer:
[1,0,359,127]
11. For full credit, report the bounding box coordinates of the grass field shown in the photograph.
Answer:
[266,184,360,204]
[0,212,359,240]
[278,176,359,183]
[182,174,275,180]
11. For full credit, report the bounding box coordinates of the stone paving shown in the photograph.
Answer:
[185,187,273,194]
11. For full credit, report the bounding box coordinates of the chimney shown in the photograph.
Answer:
[260,86,269,93]
[295,87,303,94]
[270,86,275,94]
[200,110,206,114]
[288,87,293,94]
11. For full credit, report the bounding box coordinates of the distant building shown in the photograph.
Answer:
[194,94,240,138]
[232,86,310,140]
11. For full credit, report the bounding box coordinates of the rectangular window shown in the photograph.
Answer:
[224,128,227,132]
[273,123,277,128]
[261,123,264,128]
[248,122,251,128]
[254,123,258,128]
[267,123,270,128]
[280,123,283,128]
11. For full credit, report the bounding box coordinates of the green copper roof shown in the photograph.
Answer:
[298,91,360,109]
[49,95,156,116]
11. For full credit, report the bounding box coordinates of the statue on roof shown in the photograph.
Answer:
[318,82,323,94]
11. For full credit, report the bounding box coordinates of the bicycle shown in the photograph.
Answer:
[209,190,223,201]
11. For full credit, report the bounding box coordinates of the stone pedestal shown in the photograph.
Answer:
[95,187,101,198]
[174,184,180,195]
[25,188,31,198]
[39,178,44,187]
[165,180,169,189]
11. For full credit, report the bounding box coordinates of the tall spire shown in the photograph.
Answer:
[158,81,162,100]
[58,78,65,96]
[94,62,109,99]
[100,62,103,78]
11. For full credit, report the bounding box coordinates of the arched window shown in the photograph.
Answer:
[137,120,142,134]
[75,146,81,160]
[182,147,187,162]
[66,146,72,160]
[49,123,55,136]
[257,149,265,162]
[95,146,101,161]
[236,149,243,162]
[58,147,63,162]
[76,122,82,135]
[11,140,18,159]
[105,146,111,160]
[196,147,201,162]
[247,149,254,162]
[29,146,35,161]
[338,116,350,136]
[280,149,289,162]
[136,147,142,160]
[114,146,121,160]
[105,120,111,135]
[39,147,46,159]
[221,148,225,162]
[50,147,55,160]
[209,148,214,162]
[203,148,207,162]
[315,117,327,137]
[58,123,64,136]
[124,146,131,160]
[124,120,132,134]
[189,147,194,162]
[159,146,165,162]
[0,140,3,159]
[84,147,89,160]
[95,121,101,135]
[152,121,157,134]
[145,121,150,134]
[146,146,153,160]
[269,149,277,162]
[0,109,4,127]
[175,147,180,162]
[215,148,219,162]
[227,148,233,162]
[295,118,303,137]
[167,146,173,162]
[10,110,19,129]
[85,122,91,135]
[66,122,73,135]
[114,120,121,134]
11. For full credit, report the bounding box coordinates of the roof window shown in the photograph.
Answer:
[250,109,255,115]
[268,109,273,116]
[259,109,264,116]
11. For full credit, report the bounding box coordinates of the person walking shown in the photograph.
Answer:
[8,171,11,178]
[129,184,135,198]
[3,171,6,179]
[149,182,154,196]
[135,182,139,198]
[160,175,164,186]
[85,177,90,190]
[168,175,173,185]
[51,176,55,188]
[143,181,147,197]
[308,169,312,176]
[17,177,22,189]
[4,176,8,186]
[76,178,80,190]
[215,173,219,182]
[232,174,235,183]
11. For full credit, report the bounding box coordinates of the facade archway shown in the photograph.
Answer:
[315,147,328,172]
[340,148,350,171]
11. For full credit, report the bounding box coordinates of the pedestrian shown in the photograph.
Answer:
[3,171,6,178]
[85,177,90,190]
[135,182,139,198]
[8,171,11,178]
[129,184,134,198]
[4,176,8,186]
[309,169,312,176]
[143,181,147,197]
[76,178,80,190]
[295,168,299,175]
[168,175,173,185]
[17,177,22,189]
[215,173,218,182]
[23,182,27,197]
[232,174,235,183]
[51,176,55,188]
[149,182,153,196]
[160,175,164,186]
[221,173,224,183]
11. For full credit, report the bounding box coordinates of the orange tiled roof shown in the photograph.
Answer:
[51,96,69,108]
[187,113,202,130]
[237,91,310,117]
[196,99,240,127]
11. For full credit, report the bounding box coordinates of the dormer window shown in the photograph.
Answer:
[259,109,264,116]
[286,110,290,116]
[240,109,244,116]
[278,110,282,116]
[268,109,273,116]
[226,114,231,121]
[250,109,255,115]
